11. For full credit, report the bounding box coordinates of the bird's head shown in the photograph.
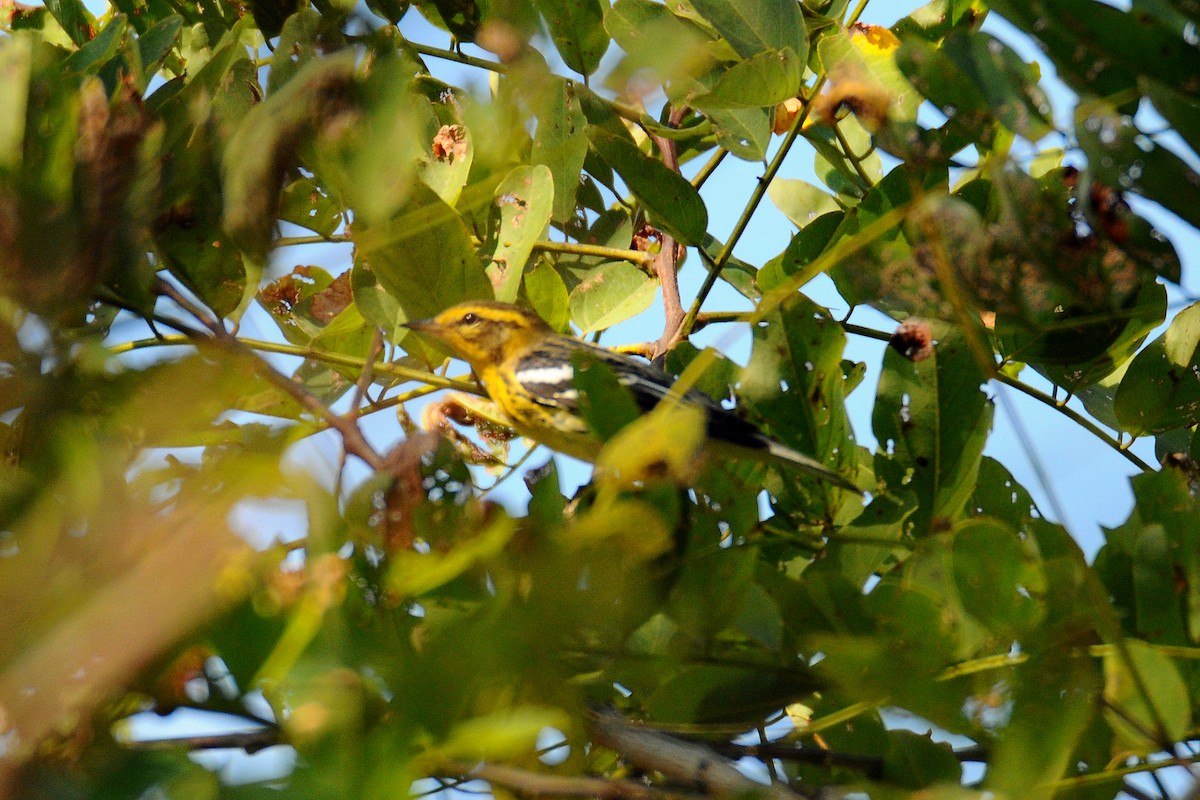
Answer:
[403,301,552,370]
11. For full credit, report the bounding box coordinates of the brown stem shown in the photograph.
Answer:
[155,278,385,471]
[436,761,679,800]
[123,728,282,754]
[648,106,690,359]
[590,709,812,800]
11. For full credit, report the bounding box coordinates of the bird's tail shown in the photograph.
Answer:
[765,439,863,494]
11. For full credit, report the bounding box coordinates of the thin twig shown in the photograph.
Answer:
[123,727,283,753]
[590,708,811,800]
[530,239,654,267]
[274,234,352,247]
[649,105,688,357]
[692,148,729,191]
[678,76,826,340]
[991,372,1154,473]
[109,334,479,395]
[408,42,508,73]
[154,278,385,471]
[435,761,676,800]
[337,327,386,493]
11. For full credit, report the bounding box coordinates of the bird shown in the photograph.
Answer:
[403,300,860,492]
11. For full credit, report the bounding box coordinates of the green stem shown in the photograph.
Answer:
[275,234,351,247]
[531,239,654,266]
[991,371,1154,473]
[691,147,729,190]
[845,0,872,25]
[109,335,480,394]
[679,75,828,340]
[832,120,876,187]
[408,42,507,73]
[839,320,1155,474]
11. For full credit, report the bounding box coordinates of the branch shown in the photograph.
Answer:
[110,334,479,394]
[838,319,1156,474]
[678,76,826,341]
[530,239,654,267]
[649,106,688,358]
[711,742,884,779]
[435,761,680,800]
[155,278,385,471]
[991,371,1154,473]
[590,709,812,800]
[408,42,508,73]
[123,727,282,754]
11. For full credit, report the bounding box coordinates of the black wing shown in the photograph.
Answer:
[510,339,772,455]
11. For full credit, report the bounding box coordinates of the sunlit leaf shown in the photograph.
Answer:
[586,125,709,244]
[568,260,657,333]
[688,0,806,60]
[487,164,554,302]
[531,0,608,76]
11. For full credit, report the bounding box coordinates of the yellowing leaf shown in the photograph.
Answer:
[595,401,706,486]
[424,705,572,763]
[388,515,515,597]
[561,496,673,559]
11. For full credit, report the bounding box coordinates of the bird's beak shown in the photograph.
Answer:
[401,318,437,334]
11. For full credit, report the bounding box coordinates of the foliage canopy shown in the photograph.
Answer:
[2,0,1200,798]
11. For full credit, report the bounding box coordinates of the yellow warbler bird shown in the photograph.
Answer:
[403,301,860,493]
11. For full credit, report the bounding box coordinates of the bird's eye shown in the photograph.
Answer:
[461,312,479,325]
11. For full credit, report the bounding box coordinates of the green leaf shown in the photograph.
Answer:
[767,178,841,229]
[350,250,405,339]
[531,78,588,223]
[646,664,817,724]
[568,260,656,333]
[985,648,1100,798]
[1103,639,1191,754]
[1077,98,1200,232]
[268,9,327,93]
[223,52,357,260]
[605,0,716,88]
[872,326,992,535]
[740,296,857,495]
[523,258,570,332]
[531,0,608,76]
[688,0,806,60]
[693,47,802,109]
[316,56,427,227]
[705,106,771,161]
[136,14,183,81]
[757,210,843,294]
[63,14,127,75]
[0,36,33,172]
[1145,79,1200,154]
[827,492,916,588]
[278,176,343,237]
[898,30,1052,141]
[571,353,641,441]
[356,182,493,326]
[882,729,962,789]
[430,705,571,762]
[488,164,554,303]
[44,0,96,46]
[586,125,708,244]
[1113,301,1200,435]
[989,0,1199,109]
[952,518,1042,636]
[698,235,759,300]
